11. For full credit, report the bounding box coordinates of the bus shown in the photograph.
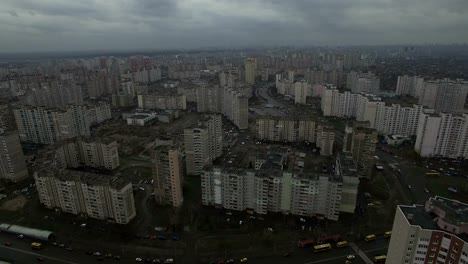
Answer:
[336,241,349,248]
[31,242,43,249]
[313,243,332,252]
[365,234,376,242]
[384,231,392,238]
[297,239,315,248]
[373,255,386,263]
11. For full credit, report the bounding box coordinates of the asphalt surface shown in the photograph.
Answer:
[248,236,389,264]
[0,233,389,264]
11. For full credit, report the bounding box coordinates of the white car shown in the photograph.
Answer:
[346,254,356,260]
[164,259,174,264]
[135,257,143,262]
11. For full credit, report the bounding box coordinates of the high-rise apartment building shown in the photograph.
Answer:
[184,114,222,175]
[201,150,359,221]
[78,138,120,170]
[316,125,335,156]
[13,104,111,144]
[196,85,222,113]
[222,87,249,129]
[23,84,84,109]
[137,93,187,110]
[34,170,136,224]
[152,145,184,207]
[396,75,424,97]
[0,131,28,182]
[133,67,162,84]
[347,71,380,94]
[415,111,468,158]
[255,116,316,143]
[387,196,468,264]
[419,79,468,113]
[0,104,15,133]
[32,137,119,170]
[245,57,257,84]
[350,126,378,179]
[294,80,310,105]
[321,88,422,137]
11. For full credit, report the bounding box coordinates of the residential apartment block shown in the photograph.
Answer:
[419,79,468,114]
[22,84,84,109]
[316,125,335,156]
[245,57,257,84]
[347,71,380,94]
[396,75,424,97]
[0,104,15,133]
[321,89,423,136]
[132,67,162,84]
[151,145,184,207]
[222,87,249,129]
[184,114,222,175]
[13,103,111,144]
[137,93,187,110]
[34,170,136,224]
[415,111,468,159]
[349,126,378,179]
[34,137,119,170]
[255,116,316,143]
[387,196,468,264]
[0,131,28,182]
[201,149,358,221]
[294,80,310,105]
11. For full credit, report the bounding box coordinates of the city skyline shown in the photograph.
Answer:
[1,0,468,52]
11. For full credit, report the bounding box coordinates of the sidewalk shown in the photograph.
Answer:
[349,242,374,264]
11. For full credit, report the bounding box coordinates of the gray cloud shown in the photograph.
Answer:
[0,0,467,52]
[8,10,18,17]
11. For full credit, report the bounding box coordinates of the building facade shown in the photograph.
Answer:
[316,125,335,156]
[34,170,136,224]
[350,126,378,179]
[152,146,184,207]
[415,111,468,158]
[137,94,187,110]
[184,114,222,175]
[0,131,28,182]
[201,152,359,221]
[419,79,468,113]
[13,104,111,144]
[387,196,468,264]
[396,75,424,97]
[255,116,316,143]
[245,58,257,84]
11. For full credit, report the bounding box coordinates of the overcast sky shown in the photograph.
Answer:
[1,0,467,52]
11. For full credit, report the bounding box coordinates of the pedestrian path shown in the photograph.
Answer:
[349,242,374,264]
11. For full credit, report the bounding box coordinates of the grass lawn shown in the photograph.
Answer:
[426,175,468,200]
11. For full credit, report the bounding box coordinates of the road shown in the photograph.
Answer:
[248,236,389,264]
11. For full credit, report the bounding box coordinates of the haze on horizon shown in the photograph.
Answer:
[1,0,468,53]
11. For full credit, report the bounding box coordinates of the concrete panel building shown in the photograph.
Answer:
[387,196,468,264]
[152,146,184,207]
[415,111,468,159]
[419,79,468,113]
[0,131,28,182]
[256,116,316,143]
[201,149,359,221]
[245,58,257,84]
[34,170,136,224]
[184,114,222,175]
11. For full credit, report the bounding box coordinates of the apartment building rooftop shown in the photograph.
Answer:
[399,196,468,243]
[36,169,130,190]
